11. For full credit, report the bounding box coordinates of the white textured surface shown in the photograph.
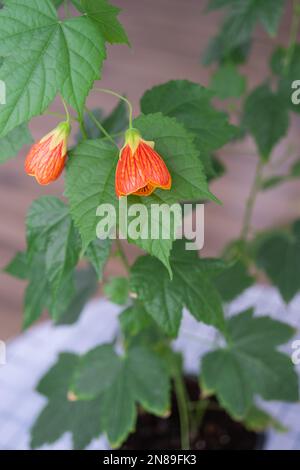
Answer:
[0,286,299,450]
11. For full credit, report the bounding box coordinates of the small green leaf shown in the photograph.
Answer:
[214,260,254,302]
[201,309,298,419]
[202,34,251,66]
[243,405,287,433]
[55,267,98,325]
[26,196,81,301]
[255,223,300,303]
[119,303,153,338]
[242,83,289,161]
[130,240,225,336]
[80,0,129,45]
[31,353,102,449]
[4,251,28,280]
[0,124,33,164]
[104,276,129,305]
[210,64,246,99]
[261,175,287,190]
[86,238,112,280]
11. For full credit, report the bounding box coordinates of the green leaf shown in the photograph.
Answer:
[201,309,298,419]
[67,113,217,271]
[214,260,254,302]
[80,0,129,45]
[72,345,170,447]
[209,0,284,51]
[261,175,287,190]
[243,405,287,433]
[31,353,102,449]
[0,0,106,136]
[85,238,112,280]
[210,64,246,99]
[290,159,300,177]
[0,124,33,164]
[55,267,99,325]
[66,139,118,250]
[202,34,251,66]
[255,223,300,303]
[4,251,28,279]
[104,276,129,305]
[130,240,225,336]
[141,81,236,178]
[26,196,81,300]
[119,303,154,338]
[242,83,289,161]
[270,45,300,115]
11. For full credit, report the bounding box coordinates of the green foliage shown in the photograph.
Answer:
[79,0,130,45]
[214,260,255,302]
[70,344,170,447]
[242,84,289,161]
[141,80,236,178]
[255,222,300,303]
[104,276,129,305]
[130,240,226,337]
[210,64,247,99]
[201,309,298,419]
[85,239,112,280]
[119,303,154,338]
[0,124,33,164]
[243,406,287,433]
[31,353,103,449]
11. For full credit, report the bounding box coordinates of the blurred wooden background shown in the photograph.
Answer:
[0,0,299,339]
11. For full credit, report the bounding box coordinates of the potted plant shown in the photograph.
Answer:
[3,0,300,450]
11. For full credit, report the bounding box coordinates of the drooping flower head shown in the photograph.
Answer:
[115,128,172,197]
[25,121,70,185]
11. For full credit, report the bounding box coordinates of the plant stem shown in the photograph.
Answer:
[46,112,77,122]
[115,238,130,273]
[285,0,300,71]
[61,96,71,124]
[79,119,88,140]
[240,159,264,241]
[174,373,190,450]
[95,88,134,129]
[64,0,71,19]
[85,107,119,148]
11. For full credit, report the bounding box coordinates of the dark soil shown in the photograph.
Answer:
[121,377,264,450]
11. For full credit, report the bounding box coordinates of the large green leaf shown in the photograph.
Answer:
[31,353,102,449]
[242,83,289,161]
[104,276,129,305]
[72,344,170,447]
[141,81,236,177]
[255,222,300,303]
[80,0,129,45]
[201,309,298,419]
[65,139,118,250]
[0,124,33,164]
[214,260,254,302]
[26,196,81,300]
[130,240,226,336]
[0,0,106,136]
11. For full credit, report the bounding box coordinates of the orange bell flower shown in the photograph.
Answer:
[25,121,70,185]
[115,128,172,197]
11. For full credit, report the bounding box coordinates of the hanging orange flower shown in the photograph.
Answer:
[25,121,70,185]
[115,128,172,197]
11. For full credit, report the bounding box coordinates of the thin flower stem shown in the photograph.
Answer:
[95,88,134,129]
[240,159,264,241]
[85,107,119,148]
[46,112,77,122]
[174,373,190,450]
[79,120,88,140]
[60,96,71,124]
[115,238,130,273]
[285,0,300,71]
[64,0,71,19]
